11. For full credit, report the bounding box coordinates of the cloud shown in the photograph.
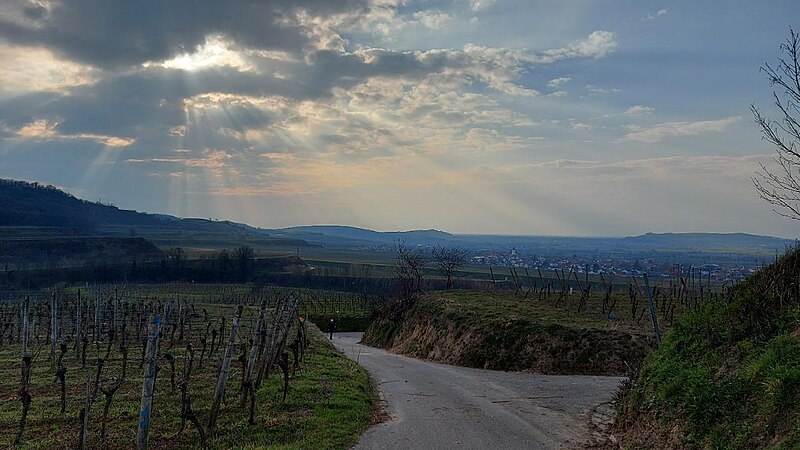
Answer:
[467,0,496,12]
[143,35,253,72]
[624,105,655,115]
[0,42,97,96]
[12,119,134,147]
[643,9,668,20]
[571,122,593,131]
[126,150,234,168]
[533,31,617,63]
[1,28,588,190]
[0,0,375,68]
[547,77,571,88]
[521,155,763,179]
[620,116,741,143]
[0,39,556,150]
[585,84,621,96]
[412,11,453,29]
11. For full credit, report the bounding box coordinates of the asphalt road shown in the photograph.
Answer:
[332,332,623,450]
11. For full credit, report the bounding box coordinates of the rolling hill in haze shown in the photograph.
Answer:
[279,226,795,263]
[273,225,455,246]
[0,178,794,257]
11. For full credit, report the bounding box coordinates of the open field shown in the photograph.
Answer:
[0,285,374,449]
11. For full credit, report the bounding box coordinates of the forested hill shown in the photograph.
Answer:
[1,179,164,230]
[0,179,255,235]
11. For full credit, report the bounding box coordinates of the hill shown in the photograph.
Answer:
[1,178,792,259]
[0,179,306,249]
[0,179,167,231]
[274,225,454,245]
[273,224,792,256]
[0,179,247,233]
[612,246,800,448]
[623,232,793,251]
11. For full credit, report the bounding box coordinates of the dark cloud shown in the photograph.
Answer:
[0,43,489,137]
[0,0,370,68]
[0,65,312,138]
[22,3,47,20]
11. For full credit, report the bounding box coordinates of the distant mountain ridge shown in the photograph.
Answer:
[623,232,794,249]
[0,178,793,254]
[273,225,453,244]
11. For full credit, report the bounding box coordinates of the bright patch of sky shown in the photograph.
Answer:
[0,0,798,237]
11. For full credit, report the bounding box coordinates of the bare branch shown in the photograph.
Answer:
[753,29,800,221]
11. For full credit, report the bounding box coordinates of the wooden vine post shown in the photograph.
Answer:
[207,305,243,432]
[78,370,91,450]
[643,273,662,346]
[94,289,100,343]
[50,292,58,368]
[75,289,82,356]
[137,313,162,450]
[15,296,32,445]
[56,343,67,414]
[241,302,267,408]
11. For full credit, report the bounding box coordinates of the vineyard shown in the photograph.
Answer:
[0,284,375,449]
[477,265,733,337]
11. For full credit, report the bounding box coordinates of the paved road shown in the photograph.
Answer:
[332,332,623,450]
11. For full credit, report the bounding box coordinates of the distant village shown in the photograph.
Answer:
[468,247,760,283]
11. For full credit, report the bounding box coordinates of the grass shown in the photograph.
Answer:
[424,290,658,334]
[0,306,374,449]
[615,247,800,449]
[363,290,655,375]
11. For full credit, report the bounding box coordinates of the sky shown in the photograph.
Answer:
[0,0,798,237]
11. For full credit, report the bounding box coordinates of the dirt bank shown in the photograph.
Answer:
[363,292,653,376]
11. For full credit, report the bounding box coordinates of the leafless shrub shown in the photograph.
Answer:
[432,245,467,290]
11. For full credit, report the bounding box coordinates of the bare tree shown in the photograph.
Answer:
[395,241,427,300]
[166,247,186,274]
[753,29,800,220]
[216,250,231,280]
[234,246,255,281]
[432,245,467,290]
